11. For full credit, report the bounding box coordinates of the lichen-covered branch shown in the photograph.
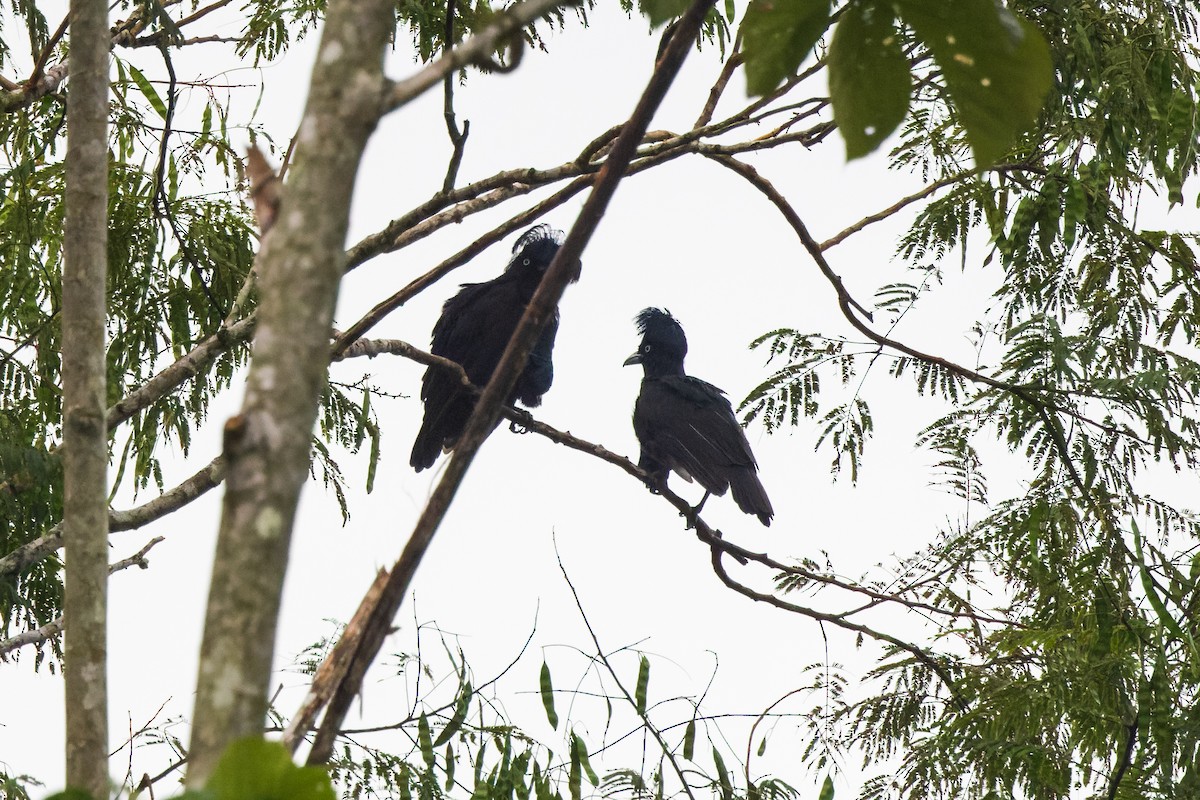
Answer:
[61,0,110,788]
[184,0,395,782]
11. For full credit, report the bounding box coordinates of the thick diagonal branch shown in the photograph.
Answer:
[304,2,719,765]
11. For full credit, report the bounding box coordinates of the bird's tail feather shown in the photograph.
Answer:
[409,421,443,472]
[729,470,773,527]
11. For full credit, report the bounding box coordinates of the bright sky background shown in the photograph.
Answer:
[5,3,1163,796]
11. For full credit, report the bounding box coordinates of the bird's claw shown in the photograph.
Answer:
[508,419,529,434]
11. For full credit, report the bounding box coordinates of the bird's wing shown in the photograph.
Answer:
[636,376,758,495]
[514,310,559,406]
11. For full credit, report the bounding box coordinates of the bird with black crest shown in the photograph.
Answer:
[624,307,774,526]
[410,224,579,471]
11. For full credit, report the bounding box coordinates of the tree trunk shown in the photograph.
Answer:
[184,0,394,784]
[61,0,110,793]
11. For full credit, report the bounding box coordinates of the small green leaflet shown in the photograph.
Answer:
[894,0,1052,167]
[540,660,559,729]
[682,718,696,760]
[819,774,835,800]
[128,64,168,120]
[828,0,910,159]
[635,654,650,715]
[742,0,833,97]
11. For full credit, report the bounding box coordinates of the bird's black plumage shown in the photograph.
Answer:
[410,225,576,471]
[624,308,774,526]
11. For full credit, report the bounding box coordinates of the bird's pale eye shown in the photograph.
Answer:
[643,344,652,352]
[522,257,531,266]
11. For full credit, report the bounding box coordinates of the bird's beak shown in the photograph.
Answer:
[623,353,642,367]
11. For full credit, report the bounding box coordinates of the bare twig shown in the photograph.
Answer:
[0,536,168,657]
[440,0,470,193]
[556,546,699,800]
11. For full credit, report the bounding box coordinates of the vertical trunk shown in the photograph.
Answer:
[61,0,110,793]
[184,0,393,784]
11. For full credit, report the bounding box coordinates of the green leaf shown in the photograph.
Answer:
[828,0,911,159]
[682,718,696,760]
[819,774,835,800]
[1133,521,1198,656]
[569,737,582,800]
[418,713,436,768]
[756,737,767,756]
[434,680,472,746]
[742,0,832,96]
[635,654,650,715]
[573,734,599,787]
[894,0,1052,167]
[445,743,456,791]
[128,64,168,120]
[205,738,335,800]
[540,660,559,729]
[639,0,692,27]
[712,747,732,800]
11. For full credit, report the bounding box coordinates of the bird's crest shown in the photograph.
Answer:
[504,224,570,278]
[634,307,683,338]
[511,223,564,255]
[633,307,688,359]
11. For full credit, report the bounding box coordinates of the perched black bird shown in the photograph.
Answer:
[410,225,576,471]
[624,308,774,526]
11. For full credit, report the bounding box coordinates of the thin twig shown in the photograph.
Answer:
[441,0,470,193]
[555,544,700,800]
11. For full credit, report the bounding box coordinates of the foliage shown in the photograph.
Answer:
[0,0,1198,798]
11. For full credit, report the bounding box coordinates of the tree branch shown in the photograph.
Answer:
[62,0,111,786]
[383,0,571,114]
[185,0,396,779]
[304,1,718,765]
[0,455,225,580]
[0,537,167,658]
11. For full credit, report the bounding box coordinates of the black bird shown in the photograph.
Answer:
[410,224,577,471]
[624,308,774,526]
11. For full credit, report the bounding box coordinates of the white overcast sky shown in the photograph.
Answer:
[9,3,1193,796]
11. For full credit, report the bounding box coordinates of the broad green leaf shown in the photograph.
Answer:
[682,718,696,760]
[640,0,692,27]
[828,0,910,159]
[819,774,835,800]
[128,64,168,120]
[205,738,335,800]
[539,660,559,729]
[742,0,832,96]
[635,654,650,715]
[895,0,1052,167]
[418,713,436,768]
